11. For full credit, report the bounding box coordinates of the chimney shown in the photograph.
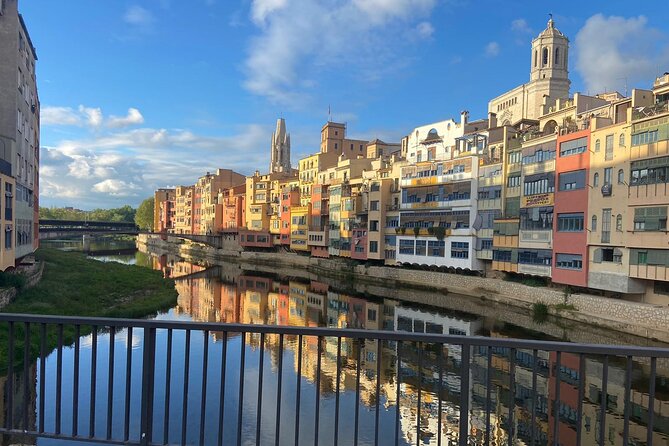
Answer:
[488,112,497,128]
[460,110,469,126]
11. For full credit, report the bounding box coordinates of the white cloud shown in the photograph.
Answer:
[511,18,533,34]
[92,179,140,196]
[485,41,500,57]
[41,107,81,126]
[40,124,271,209]
[416,22,434,39]
[107,108,144,128]
[41,105,144,129]
[251,0,287,25]
[575,14,669,94]
[244,0,438,104]
[124,5,155,27]
[78,105,103,127]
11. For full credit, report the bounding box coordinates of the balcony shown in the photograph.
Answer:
[400,197,472,210]
[478,198,501,210]
[400,171,472,188]
[478,176,502,187]
[308,230,328,246]
[632,100,669,121]
[476,249,493,260]
[518,229,552,249]
[517,263,552,277]
[0,313,667,446]
[522,159,555,176]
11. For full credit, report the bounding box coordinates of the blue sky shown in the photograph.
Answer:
[23,0,669,209]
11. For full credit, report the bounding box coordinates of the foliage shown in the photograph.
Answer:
[0,271,26,290]
[504,273,548,288]
[0,248,177,372]
[40,205,136,223]
[412,226,420,237]
[554,303,577,312]
[400,226,407,235]
[135,197,155,231]
[532,302,549,323]
[432,226,446,241]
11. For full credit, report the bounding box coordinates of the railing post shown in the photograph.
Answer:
[140,327,156,446]
[459,343,470,446]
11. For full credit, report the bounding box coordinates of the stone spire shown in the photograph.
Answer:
[270,118,291,173]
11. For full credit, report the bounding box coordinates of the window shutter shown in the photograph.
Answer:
[593,248,602,263]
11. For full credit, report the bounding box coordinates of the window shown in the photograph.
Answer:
[518,250,552,265]
[507,175,521,187]
[631,130,659,146]
[605,134,614,161]
[559,137,587,157]
[428,240,445,257]
[591,215,597,232]
[603,168,612,186]
[451,241,469,259]
[399,239,414,255]
[542,47,548,65]
[619,134,625,147]
[481,239,493,250]
[559,170,586,191]
[593,172,599,187]
[5,228,11,250]
[534,50,537,67]
[602,209,611,243]
[638,251,648,264]
[520,206,553,230]
[509,152,522,164]
[633,207,668,231]
[370,220,379,231]
[369,241,378,253]
[415,240,426,256]
[523,177,554,196]
[556,254,583,270]
[493,250,513,262]
[595,140,600,152]
[557,213,584,232]
[630,156,669,185]
[555,47,560,65]
[616,214,623,232]
[617,169,625,184]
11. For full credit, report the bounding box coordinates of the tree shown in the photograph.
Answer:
[135,197,154,231]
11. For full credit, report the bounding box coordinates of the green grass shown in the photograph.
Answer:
[0,248,178,372]
[554,303,577,312]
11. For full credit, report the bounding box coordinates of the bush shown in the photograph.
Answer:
[0,272,26,290]
[532,302,549,323]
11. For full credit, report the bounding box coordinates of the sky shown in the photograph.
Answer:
[21,0,669,209]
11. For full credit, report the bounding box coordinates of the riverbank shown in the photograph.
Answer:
[0,248,178,371]
[139,233,669,343]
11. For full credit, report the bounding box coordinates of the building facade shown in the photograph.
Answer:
[0,0,39,268]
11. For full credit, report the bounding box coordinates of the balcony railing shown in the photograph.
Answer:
[1,313,668,446]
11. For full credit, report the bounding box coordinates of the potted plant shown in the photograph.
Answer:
[433,226,446,241]
[413,226,420,237]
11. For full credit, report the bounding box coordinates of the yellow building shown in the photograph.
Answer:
[289,205,310,251]
[194,169,245,235]
[625,74,669,301]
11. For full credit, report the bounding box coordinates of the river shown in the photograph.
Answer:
[14,236,669,445]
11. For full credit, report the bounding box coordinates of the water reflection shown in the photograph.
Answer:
[1,244,668,445]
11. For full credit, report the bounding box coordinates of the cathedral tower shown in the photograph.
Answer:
[270,118,291,173]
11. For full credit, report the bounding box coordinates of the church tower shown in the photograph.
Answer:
[526,16,571,117]
[270,118,291,173]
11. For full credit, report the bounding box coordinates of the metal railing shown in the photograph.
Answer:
[0,313,668,445]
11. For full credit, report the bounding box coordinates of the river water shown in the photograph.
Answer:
[11,237,669,445]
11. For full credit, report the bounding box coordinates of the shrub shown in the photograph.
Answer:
[532,302,549,323]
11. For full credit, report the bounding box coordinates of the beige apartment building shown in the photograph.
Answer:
[194,169,245,235]
[174,185,194,234]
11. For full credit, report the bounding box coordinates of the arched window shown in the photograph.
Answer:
[542,47,549,66]
[594,172,599,187]
[555,47,560,66]
[595,139,600,152]
[619,134,625,147]
[592,215,597,232]
[616,214,623,232]
[618,169,624,184]
[534,50,538,67]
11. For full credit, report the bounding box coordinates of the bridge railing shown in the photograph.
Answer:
[0,313,667,446]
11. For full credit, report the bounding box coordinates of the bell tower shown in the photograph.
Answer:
[525,15,571,119]
[530,15,569,83]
